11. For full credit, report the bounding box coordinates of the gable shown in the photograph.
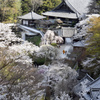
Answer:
[53,1,74,13]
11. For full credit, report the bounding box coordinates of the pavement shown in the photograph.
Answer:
[56,44,71,59]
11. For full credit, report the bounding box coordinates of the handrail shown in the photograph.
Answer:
[18,25,44,37]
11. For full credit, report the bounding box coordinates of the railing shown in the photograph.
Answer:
[18,24,44,37]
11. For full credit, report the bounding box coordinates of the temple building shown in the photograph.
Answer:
[42,0,92,22]
[18,11,46,27]
[17,11,45,40]
[73,74,100,100]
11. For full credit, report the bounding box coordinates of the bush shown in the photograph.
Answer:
[51,43,57,47]
[26,35,41,46]
[34,57,45,65]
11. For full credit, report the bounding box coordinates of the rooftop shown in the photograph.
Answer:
[65,0,92,14]
[42,0,92,18]
[74,74,100,100]
[18,11,46,20]
[42,12,77,19]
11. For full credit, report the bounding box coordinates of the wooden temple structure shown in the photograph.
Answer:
[17,11,45,40]
[18,11,46,27]
[42,0,92,21]
[73,74,100,100]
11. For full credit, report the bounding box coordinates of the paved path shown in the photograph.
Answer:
[56,44,73,59]
[56,45,68,59]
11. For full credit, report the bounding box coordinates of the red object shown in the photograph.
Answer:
[63,50,65,54]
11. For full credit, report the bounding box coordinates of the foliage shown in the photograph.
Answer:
[0,0,21,22]
[55,92,71,100]
[0,23,78,99]
[37,0,61,14]
[31,0,43,12]
[33,56,46,65]
[0,0,61,22]
[41,30,63,45]
[21,0,43,14]
[51,43,57,46]
[38,63,78,99]
[21,0,61,14]
[88,0,100,14]
[87,17,100,56]
[0,23,45,99]
[21,0,32,14]
[26,35,41,46]
[86,17,100,78]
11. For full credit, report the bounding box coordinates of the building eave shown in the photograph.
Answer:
[42,11,78,19]
[18,11,46,20]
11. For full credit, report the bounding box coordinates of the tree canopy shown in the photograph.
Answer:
[0,0,61,22]
[0,0,21,22]
[87,17,100,56]
[86,16,100,78]
[37,0,61,14]
[88,0,100,14]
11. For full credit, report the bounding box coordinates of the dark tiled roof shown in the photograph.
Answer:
[42,0,92,18]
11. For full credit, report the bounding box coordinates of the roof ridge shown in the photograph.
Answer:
[88,76,100,86]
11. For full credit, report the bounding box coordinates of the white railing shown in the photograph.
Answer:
[18,25,44,37]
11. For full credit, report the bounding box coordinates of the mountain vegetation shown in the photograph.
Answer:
[88,0,100,13]
[0,0,100,99]
[0,0,61,22]
[0,0,21,22]
[86,16,100,78]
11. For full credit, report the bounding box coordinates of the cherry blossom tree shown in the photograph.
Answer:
[41,30,63,45]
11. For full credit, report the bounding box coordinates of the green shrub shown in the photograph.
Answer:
[51,43,57,47]
[26,35,41,46]
[34,57,45,65]
[32,56,51,65]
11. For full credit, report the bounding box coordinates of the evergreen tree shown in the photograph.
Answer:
[37,0,61,14]
[21,0,43,14]
[21,0,31,14]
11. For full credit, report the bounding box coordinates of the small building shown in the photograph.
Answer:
[42,0,92,25]
[18,11,46,27]
[18,12,45,40]
[53,27,76,44]
[73,74,100,100]
[62,27,76,38]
